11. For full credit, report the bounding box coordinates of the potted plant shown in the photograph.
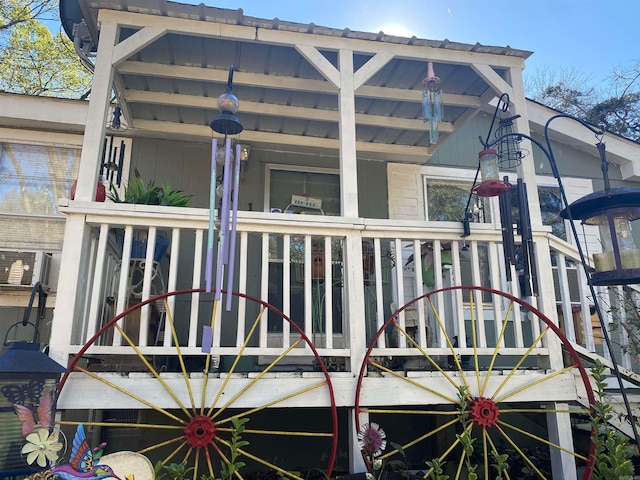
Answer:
[107,171,193,261]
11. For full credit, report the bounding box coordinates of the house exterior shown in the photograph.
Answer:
[1,0,640,478]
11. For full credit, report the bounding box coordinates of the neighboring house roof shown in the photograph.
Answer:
[526,100,640,181]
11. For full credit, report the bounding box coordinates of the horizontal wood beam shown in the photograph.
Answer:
[125,89,455,133]
[132,119,433,161]
[118,61,481,107]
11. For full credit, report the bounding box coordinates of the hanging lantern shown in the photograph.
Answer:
[560,187,640,285]
[422,62,443,145]
[472,149,512,197]
[0,342,66,476]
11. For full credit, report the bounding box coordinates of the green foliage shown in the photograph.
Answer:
[0,15,91,97]
[108,172,192,207]
[154,461,194,480]
[424,458,448,480]
[590,360,635,480]
[490,451,509,480]
[0,0,56,31]
[218,417,249,480]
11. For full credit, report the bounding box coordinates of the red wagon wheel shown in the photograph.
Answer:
[355,285,595,480]
[57,289,338,480]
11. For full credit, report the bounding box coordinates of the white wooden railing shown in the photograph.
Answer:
[59,202,637,374]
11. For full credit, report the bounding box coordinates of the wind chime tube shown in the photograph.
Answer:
[225,143,242,311]
[205,139,218,291]
[214,136,233,300]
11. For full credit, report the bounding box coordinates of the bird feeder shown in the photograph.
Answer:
[472,148,512,197]
[560,187,640,285]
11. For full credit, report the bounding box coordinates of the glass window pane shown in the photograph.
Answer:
[269,170,340,215]
[425,179,491,223]
[0,143,80,250]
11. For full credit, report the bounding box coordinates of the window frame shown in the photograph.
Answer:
[263,163,340,214]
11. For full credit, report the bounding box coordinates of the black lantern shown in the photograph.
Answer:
[0,283,66,476]
[560,188,640,286]
[0,342,66,475]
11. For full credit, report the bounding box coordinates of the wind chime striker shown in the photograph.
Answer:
[422,62,443,145]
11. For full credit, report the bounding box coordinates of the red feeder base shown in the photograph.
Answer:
[472,180,512,198]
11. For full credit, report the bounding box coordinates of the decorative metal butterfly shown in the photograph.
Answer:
[70,424,106,472]
[14,389,53,437]
[2,378,44,405]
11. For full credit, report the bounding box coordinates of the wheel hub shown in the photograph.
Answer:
[469,397,499,428]
[184,415,217,447]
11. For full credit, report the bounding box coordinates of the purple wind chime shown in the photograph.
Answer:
[206,66,244,317]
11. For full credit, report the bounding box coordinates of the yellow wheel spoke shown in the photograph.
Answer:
[369,359,458,404]
[480,299,514,396]
[138,435,185,455]
[379,417,459,462]
[235,447,304,480]
[211,336,305,419]
[73,366,186,424]
[57,420,182,430]
[467,289,482,395]
[200,299,220,415]
[164,298,197,415]
[494,423,549,479]
[215,381,329,426]
[225,427,333,438]
[494,364,578,403]
[500,407,589,415]
[482,429,489,480]
[394,323,462,391]
[490,325,551,400]
[454,448,465,480]
[113,321,192,417]
[484,431,512,480]
[497,419,587,461]
[207,306,267,416]
[362,408,459,416]
[428,297,469,390]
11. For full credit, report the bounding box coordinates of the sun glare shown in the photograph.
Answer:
[376,23,414,38]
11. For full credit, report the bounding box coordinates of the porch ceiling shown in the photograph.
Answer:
[71,0,532,163]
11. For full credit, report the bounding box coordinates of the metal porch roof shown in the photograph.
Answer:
[63,0,533,163]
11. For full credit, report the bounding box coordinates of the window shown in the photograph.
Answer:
[0,142,81,250]
[265,165,340,215]
[424,177,492,223]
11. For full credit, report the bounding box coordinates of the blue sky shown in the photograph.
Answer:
[202,0,639,91]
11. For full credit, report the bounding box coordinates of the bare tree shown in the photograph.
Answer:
[526,63,640,142]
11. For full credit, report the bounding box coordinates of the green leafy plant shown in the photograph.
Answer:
[218,417,249,480]
[490,451,509,480]
[424,457,448,480]
[455,386,477,480]
[590,359,635,480]
[108,170,192,206]
[155,460,194,480]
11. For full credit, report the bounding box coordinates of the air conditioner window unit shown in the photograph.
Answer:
[0,251,52,288]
